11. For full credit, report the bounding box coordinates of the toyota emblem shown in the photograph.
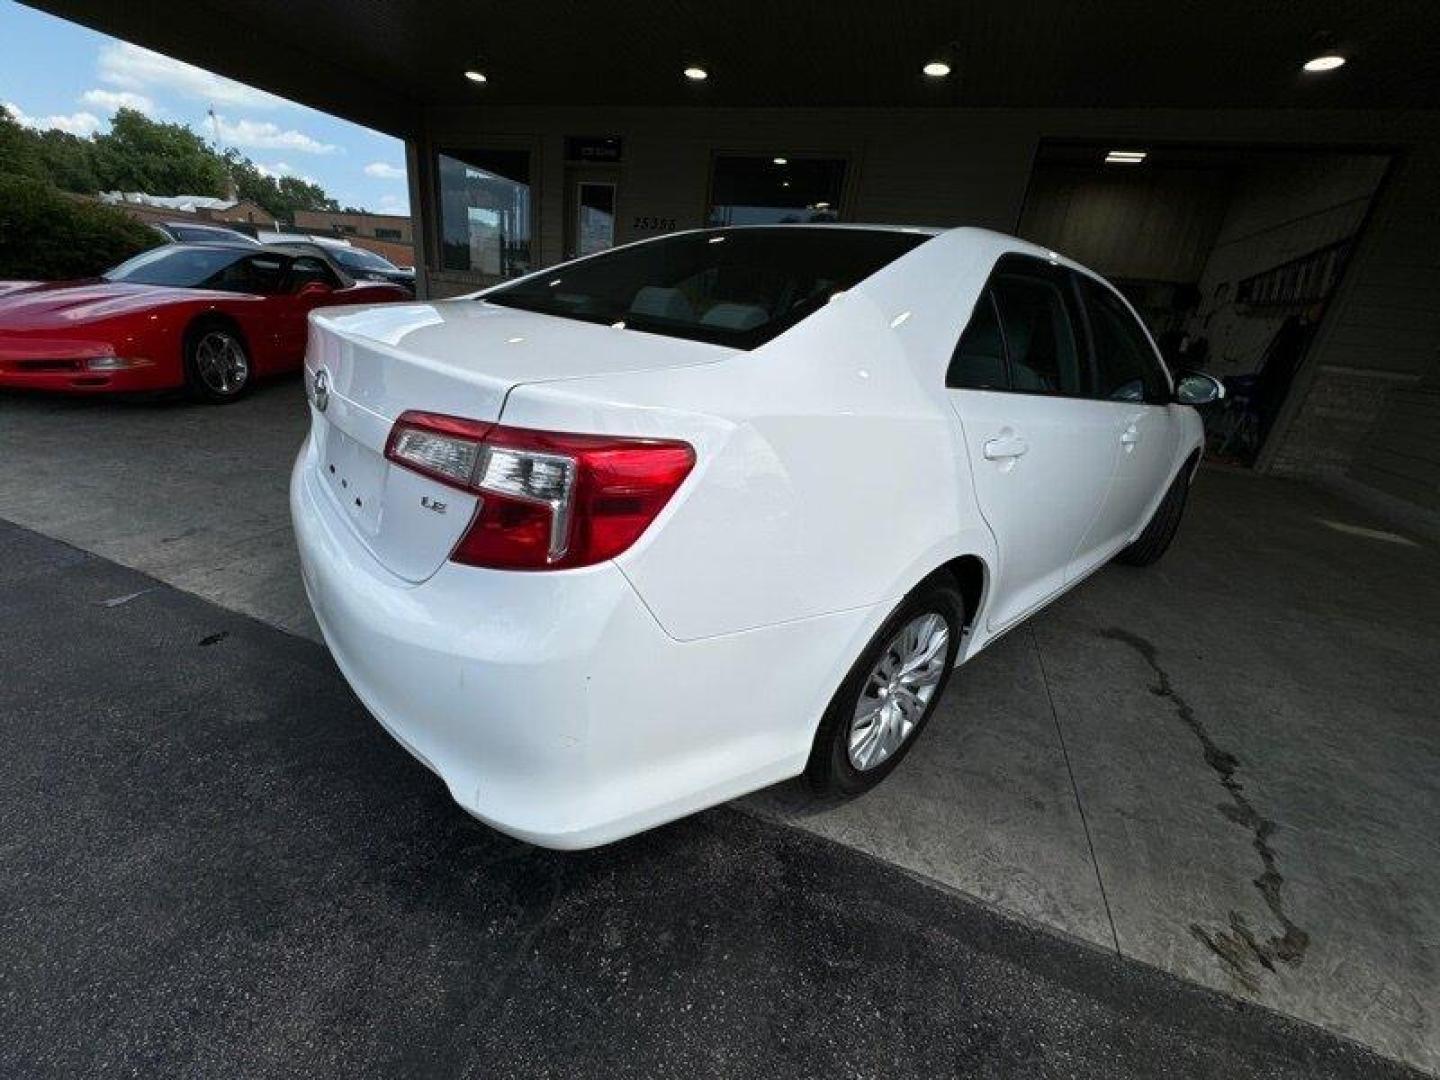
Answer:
[312,368,330,412]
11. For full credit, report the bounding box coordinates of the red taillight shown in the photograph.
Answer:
[385,411,695,570]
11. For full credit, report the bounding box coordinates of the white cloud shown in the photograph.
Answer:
[256,161,316,184]
[4,101,102,137]
[214,117,337,155]
[364,161,406,180]
[98,41,282,110]
[376,193,411,215]
[79,88,156,114]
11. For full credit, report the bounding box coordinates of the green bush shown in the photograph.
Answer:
[0,175,159,280]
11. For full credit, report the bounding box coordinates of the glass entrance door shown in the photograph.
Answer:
[569,180,616,258]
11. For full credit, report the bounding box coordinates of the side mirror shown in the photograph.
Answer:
[1174,370,1225,407]
[297,280,333,298]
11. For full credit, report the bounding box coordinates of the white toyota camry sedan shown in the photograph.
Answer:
[291,225,1222,849]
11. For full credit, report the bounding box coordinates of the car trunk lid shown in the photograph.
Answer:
[303,298,732,581]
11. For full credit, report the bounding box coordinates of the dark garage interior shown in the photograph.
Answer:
[2,2,1440,1077]
[1019,142,1391,464]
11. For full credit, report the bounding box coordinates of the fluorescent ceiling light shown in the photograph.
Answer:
[463,70,487,83]
[1104,150,1147,165]
[773,156,788,165]
[683,66,708,81]
[922,61,951,77]
[1303,54,1346,72]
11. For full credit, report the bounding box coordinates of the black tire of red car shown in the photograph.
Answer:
[1116,465,1191,567]
[806,577,964,796]
[184,321,252,404]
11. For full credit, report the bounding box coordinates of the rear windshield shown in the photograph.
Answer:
[330,246,399,272]
[483,227,931,349]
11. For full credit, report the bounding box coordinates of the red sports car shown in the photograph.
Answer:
[0,242,413,403]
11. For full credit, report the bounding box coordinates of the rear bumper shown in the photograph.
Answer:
[290,431,879,848]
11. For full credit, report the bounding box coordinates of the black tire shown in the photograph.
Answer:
[806,578,964,796]
[1117,465,1191,567]
[184,321,251,404]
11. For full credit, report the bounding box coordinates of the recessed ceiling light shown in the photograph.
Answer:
[1104,150,1147,165]
[922,61,951,78]
[683,66,708,81]
[1303,53,1346,73]
[773,156,788,165]
[464,70,487,83]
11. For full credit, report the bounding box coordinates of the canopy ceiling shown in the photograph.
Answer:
[25,0,1440,138]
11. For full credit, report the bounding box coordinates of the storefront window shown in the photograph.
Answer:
[707,155,845,227]
[436,148,532,277]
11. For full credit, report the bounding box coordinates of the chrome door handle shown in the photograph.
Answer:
[1120,425,1140,447]
[983,433,1029,460]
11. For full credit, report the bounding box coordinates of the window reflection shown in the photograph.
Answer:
[577,183,616,256]
[437,148,532,277]
[708,155,845,226]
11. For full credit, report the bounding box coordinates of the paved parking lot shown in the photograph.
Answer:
[0,518,1415,1079]
[2,381,1438,1075]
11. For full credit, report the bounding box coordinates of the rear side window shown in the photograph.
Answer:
[1078,277,1169,403]
[946,289,1008,390]
[287,256,339,290]
[484,227,930,349]
[992,273,1083,395]
[948,254,1085,396]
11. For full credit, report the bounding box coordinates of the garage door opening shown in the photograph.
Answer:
[1017,142,1391,466]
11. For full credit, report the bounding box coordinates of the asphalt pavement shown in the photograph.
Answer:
[0,519,1419,1079]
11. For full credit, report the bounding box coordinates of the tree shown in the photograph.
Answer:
[1,106,349,226]
[0,106,46,182]
[276,174,338,214]
[224,149,338,220]
[0,175,156,279]
[33,129,99,194]
[91,108,227,196]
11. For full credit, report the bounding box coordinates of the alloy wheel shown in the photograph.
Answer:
[194,331,249,396]
[847,612,950,771]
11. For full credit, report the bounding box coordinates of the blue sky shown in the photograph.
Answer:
[0,1,409,214]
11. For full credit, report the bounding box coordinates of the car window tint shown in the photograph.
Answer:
[332,246,396,272]
[288,256,338,290]
[173,226,231,242]
[104,246,247,287]
[990,272,1083,396]
[1079,277,1169,403]
[946,288,1009,390]
[205,255,286,295]
[485,227,931,350]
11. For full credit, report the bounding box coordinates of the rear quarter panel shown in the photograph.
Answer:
[498,231,1001,643]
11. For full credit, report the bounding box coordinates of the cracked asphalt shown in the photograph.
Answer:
[0,519,1421,1079]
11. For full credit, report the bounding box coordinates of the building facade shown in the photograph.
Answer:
[28,0,1440,521]
[292,209,413,245]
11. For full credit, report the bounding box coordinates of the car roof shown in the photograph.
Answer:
[686,222,946,238]
[164,221,243,230]
[156,240,259,251]
[258,240,342,259]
